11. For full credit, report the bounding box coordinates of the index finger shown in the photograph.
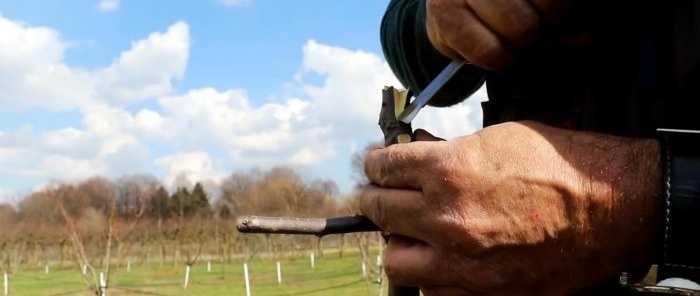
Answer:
[427,0,515,70]
[359,185,432,240]
[364,141,442,189]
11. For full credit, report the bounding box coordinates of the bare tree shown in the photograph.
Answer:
[350,141,383,188]
[219,172,254,217]
[178,218,206,289]
[58,201,102,295]
[0,205,17,232]
[77,176,117,215]
[57,176,148,296]
[0,204,19,275]
[112,175,155,269]
[114,174,159,218]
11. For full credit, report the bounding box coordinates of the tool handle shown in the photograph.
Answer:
[236,215,379,236]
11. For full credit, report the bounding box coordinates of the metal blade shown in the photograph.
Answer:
[397,59,466,123]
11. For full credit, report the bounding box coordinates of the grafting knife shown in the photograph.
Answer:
[235,59,466,236]
[397,59,466,124]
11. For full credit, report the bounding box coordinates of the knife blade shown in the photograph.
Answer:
[397,59,466,124]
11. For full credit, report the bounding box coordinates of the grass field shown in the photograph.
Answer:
[6,249,388,296]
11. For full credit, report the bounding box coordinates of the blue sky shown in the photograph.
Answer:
[0,0,487,201]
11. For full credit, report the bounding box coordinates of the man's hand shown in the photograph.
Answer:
[360,121,661,296]
[426,0,574,70]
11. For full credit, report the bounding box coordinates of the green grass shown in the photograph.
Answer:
[7,249,388,296]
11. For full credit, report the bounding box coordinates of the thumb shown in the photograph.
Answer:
[413,129,444,141]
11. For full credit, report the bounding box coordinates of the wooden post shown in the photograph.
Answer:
[99,272,106,296]
[276,261,282,284]
[4,272,8,296]
[184,265,191,289]
[243,263,251,296]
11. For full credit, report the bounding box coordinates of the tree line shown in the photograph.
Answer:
[2,165,346,224]
[0,165,366,277]
[0,138,383,295]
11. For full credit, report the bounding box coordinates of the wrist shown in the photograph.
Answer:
[621,138,663,272]
[622,138,663,272]
[624,129,700,293]
[570,131,662,280]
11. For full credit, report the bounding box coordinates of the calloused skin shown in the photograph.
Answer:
[367,1,664,294]
[360,122,661,296]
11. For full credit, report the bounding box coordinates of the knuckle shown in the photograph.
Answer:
[363,149,384,184]
[501,1,541,47]
[431,160,455,182]
[473,41,512,70]
[509,22,539,48]
[376,146,404,186]
[382,251,409,284]
[383,261,400,282]
[359,187,389,230]
[426,0,448,14]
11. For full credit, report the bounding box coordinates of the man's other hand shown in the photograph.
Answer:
[426,0,574,70]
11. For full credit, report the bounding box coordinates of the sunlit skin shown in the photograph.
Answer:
[360,122,661,296]
[425,0,574,70]
[362,1,666,294]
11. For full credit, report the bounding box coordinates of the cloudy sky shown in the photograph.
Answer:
[0,0,487,201]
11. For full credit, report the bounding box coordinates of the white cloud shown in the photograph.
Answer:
[78,103,143,159]
[96,21,189,104]
[0,16,189,191]
[33,155,104,179]
[155,152,225,189]
[217,0,252,7]
[39,127,101,158]
[297,40,401,134]
[151,39,484,178]
[294,39,485,142]
[137,40,402,175]
[133,109,166,137]
[157,87,334,167]
[290,146,334,166]
[0,18,188,111]
[97,0,120,12]
[0,16,90,111]
[0,131,34,174]
[0,14,485,199]
[0,146,22,164]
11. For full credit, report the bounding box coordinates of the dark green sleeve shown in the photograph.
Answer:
[380,0,486,107]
